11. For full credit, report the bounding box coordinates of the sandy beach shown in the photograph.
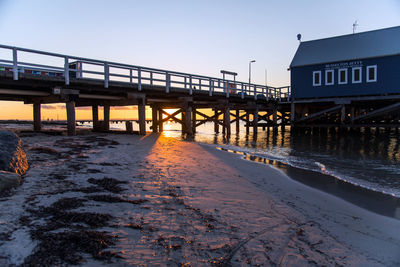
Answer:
[0,131,399,266]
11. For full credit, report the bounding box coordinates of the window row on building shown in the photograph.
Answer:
[312,65,377,86]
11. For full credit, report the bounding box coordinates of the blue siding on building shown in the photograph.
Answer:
[291,55,400,99]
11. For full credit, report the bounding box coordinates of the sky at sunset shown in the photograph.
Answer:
[0,0,399,120]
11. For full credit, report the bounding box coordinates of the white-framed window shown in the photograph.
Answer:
[338,68,347,84]
[352,67,362,83]
[325,69,334,85]
[366,65,377,82]
[313,71,321,86]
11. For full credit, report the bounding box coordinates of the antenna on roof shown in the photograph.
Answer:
[297,33,302,43]
[352,20,358,34]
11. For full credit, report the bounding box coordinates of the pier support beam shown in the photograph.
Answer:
[246,111,250,135]
[138,99,146,135]
[214,109,219,133]
[273,107,277,126]
[158,108,163,132]
[236,109,240,133]
[92,105,99,131]
[341,105,346,124]
[290,102,295,123]
[33,102,41,131]
[224,107,231,136]
[151,106,158,133]
[104,104,110,131]
[66,101,76,136]
[192,107,197,134]
[184,105,193,135]
[253,108,259,134]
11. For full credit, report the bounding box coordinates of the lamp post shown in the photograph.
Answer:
[248,60,256,86]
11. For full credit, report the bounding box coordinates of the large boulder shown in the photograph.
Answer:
[0,130,28,175]
[0,171,21,191]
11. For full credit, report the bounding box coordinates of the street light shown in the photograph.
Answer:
[249,60,256,86]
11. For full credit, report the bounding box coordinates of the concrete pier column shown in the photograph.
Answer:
[224,107,231,136]
[158,108,163,132]
[214,109,219,133]
[33,103,41,131]
[138,99,146,135]
[151,106,158,133]
[66,101,76,136]
[253,108,259,133]
[103,104,110,131]
[92,105,99,131]
[184,105,193,135]
[235,109,240,133]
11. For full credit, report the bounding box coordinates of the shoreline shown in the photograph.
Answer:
[0,131,399,265]
[216,146,400,220]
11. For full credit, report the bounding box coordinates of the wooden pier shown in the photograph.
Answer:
[0,44,399,135]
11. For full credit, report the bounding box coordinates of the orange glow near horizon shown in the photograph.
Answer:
[0,101,154,121]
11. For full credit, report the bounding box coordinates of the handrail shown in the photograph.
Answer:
[0,44,291,101]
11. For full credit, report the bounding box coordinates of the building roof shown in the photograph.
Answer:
[290,26,400,68]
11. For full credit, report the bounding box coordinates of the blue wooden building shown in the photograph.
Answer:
[290,26,400,99]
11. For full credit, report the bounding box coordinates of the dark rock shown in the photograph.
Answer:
[0,170,21,191]
[0,130,28,175]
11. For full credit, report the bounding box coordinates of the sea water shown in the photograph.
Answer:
[158,122,400,199]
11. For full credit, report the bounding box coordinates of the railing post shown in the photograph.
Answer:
[199,79,201,90]
[12,47,18,81]
[279,88,282,102]
[254,85,257,100]
[266,86,269,99]
[64,56,69,85]
[150,72,153,85]
[241,83,244,99]
[209,79,213,96]
[129,69,133,83]
[184,76,187,89]
[104,63,109,88]
[189,75,193,95]
[166,72,170,93]
[138,67,142,91]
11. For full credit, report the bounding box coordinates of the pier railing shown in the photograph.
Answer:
[0,44,291,102]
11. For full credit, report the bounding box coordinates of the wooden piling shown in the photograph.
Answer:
[152,106,158,133]
[214,109,219,133]
[235,109,240,133]
[184,105,193,135]
[104,104,110,131]
[192,107,196,134]
[341,105,346,124]
[66,101,76,136]
[224,107,231,136]
[33,102,41,131]
[92,105,99,131]
[158,108,163,132]
[253,108,258,133]
[245,111,250,134]
[138,100,146,135]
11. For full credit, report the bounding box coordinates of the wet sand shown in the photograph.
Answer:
[0,131,399,266]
